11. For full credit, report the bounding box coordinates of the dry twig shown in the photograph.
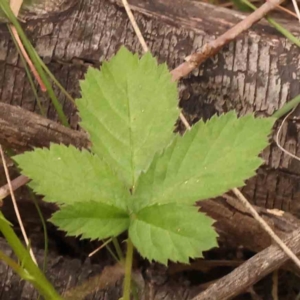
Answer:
[170,0,285,81]
[275,107,300,162]
[0,145,37,264]
[232,188,300,269]
[0,175,29,200]
[120,0,191,130]
[8,1,46,91]
[291,0,300,22]
[192,228,300,300]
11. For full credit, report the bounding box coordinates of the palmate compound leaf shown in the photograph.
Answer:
[130,112,275,211]
[77,47,179,188]
[129,203,218,265]
[13,144,129,210]
[50,201,130,240]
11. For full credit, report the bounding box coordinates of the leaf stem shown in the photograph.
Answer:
[123,238,134,300]
[28,188,49,273]
[0,249,29,278]
[272,94,300,119]
[112,237,124,263]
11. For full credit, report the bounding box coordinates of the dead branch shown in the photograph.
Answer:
[170,0,285,81]
[192,228,300,300]
[0,175,29,200]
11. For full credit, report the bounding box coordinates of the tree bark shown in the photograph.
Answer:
[0,102,89,153]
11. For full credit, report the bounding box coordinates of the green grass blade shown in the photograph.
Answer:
[0,1,69,127]
[0,211,63,299]
[241,0,300,47]
[8,26,46,116]
[28,189,48,273]
[30,47,75,104]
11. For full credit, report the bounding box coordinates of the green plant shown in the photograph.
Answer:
[0,211,63,300]
[0,0,71,127]
[13,47,275,299]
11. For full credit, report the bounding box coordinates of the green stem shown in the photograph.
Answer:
[8,26,46,117]
[0,212,63,300]
[28,189,48,273]
[112,237,124,263]
[106,244,120,263]
[0,250,29,278]
[0,1,69,127]
[31,49,75,105]
[123,239,134,300]
[272,94,300,119]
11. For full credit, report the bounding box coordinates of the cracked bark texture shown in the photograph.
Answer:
[1,0,300,216]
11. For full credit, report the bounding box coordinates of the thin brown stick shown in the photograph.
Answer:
[232,188,300,269]
[0,175,29,200]
[170,0,284,81]
[291,0,300,22]
[275,4,298,19]
[121,0,190,129]
[88,238,112,257]
[9,26,46,92]
[121,0,148,52]
[0,145,37,264]
[275,107,300,162]
[192,228,300,300]
[10,0,23,16]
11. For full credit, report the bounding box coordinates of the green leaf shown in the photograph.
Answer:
[14,144,129,209]
[50,201,130,240]
[131,112,275,210]
[129,204,218,264]
[77,47,179,188]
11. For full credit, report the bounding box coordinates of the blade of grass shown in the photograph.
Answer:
[0,211,63,299]
[28,188,48,274]
[0,249,32,279]
[0,145,37,264]
[31,47,75,105]
[241,0,300,47]
[2,146,49,275]
[8,26,46,116]
[112,237,124,263]
[0,0,69,127]
[272,94,300,119]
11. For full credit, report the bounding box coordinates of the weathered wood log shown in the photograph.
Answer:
[1,0,300,216]
[0,102,89,153]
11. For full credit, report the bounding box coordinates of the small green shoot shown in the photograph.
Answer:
[14,47,275,299]
[0,0,70,127]
[0,212,63,300]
